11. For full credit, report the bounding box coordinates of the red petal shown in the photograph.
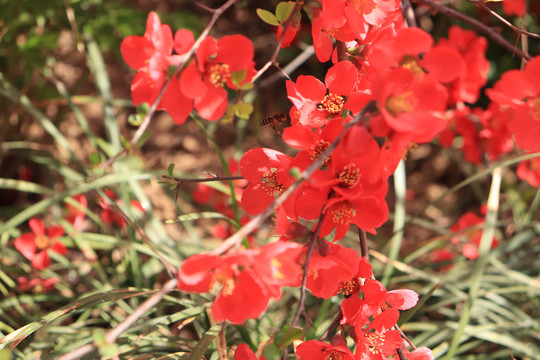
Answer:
[234,344,258,360]
[120,36,154,70]
[194,85,228,121]
[326,61,357,96]
[215,35,254,72]
[31,251,51,270]
[212,269,269,324]
[29,218,45,236]
[174,29,195,55]
[15,233,37,261]
[422,46,465,83]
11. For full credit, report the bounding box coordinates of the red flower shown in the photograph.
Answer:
[121,12,194,124]
[180,34,256,121]
[120,12,174,71]
[65,194,87,231]
[100,189,144,229]
[487,55,540,152]
[296,339,355,360]
[239,148,294,215]
[14,218,66,270]
[437,26,489,105]
[451,212,499,260]
[502,0,525,16]
[369,67,448,169]
[303,240,360,299]
[286,61,361,128]
[517,156,540,187]
[354,326,402,360]
[177,241,303,324]
[17,276,59,293]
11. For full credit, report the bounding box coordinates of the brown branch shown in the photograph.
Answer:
[358,227,370,260]
[58,278,178,360]
[291,210,325,327]
[469,0,540,40]
[402,0,418,28]
[414,0,532,61]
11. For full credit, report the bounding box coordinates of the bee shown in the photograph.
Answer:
[260,112,286,134]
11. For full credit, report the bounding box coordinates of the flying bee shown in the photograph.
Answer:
[260,112,286,134]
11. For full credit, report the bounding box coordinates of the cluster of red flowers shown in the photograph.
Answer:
[120,2,539,359]
[121,12,256,124]
[13,191,143,292]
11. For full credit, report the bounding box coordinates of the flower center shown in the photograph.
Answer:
[331,202,357,225]
[262,171,285,197]
[338,278,360,296]
[208,63,231,87]
[399,55,425,79]
[350,0,376,14]
[338,163,361,188]
[271,258,284,279]
[310,140,331,163]
[385,91,418,116]
[212,272,235,296]
[365,331,385,354]
[35,235,50,250]
[324,350,346,360]
[319,93,345,116]
[528,97,540,121]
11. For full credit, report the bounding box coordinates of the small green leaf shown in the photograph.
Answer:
[89,152,101,164]
[235,102,254,120]
[231,69,247,86]
[256,8,279,26]
[289,166,301,180]
[168,163,175,179]
[128,114,143,126]
[120,135,132,151]
[238,82,254,91]
[276,1,296,22]
[137,102,150,115]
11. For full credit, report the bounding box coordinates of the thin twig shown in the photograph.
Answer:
[358,227,369,260]
[291,211,325,327]
[252,0,303,83]
[402,0,418,27]
[209,101,377,256]
[469,0,540,40]
[415,0,532,61]
[163,175,244,184]
[58,278,178,360]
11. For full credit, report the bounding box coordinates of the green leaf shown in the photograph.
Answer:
[275,327,303,347]
[234,102,254,120]
[275,1,296,22]
[89,152,101,165]
[262,343,280,360]
[128,114,143,126]
[256,8,279,26]
[168,163,176,179]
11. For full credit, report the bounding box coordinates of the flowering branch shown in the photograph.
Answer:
[209,101,377,256]
[101,0,238,171]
